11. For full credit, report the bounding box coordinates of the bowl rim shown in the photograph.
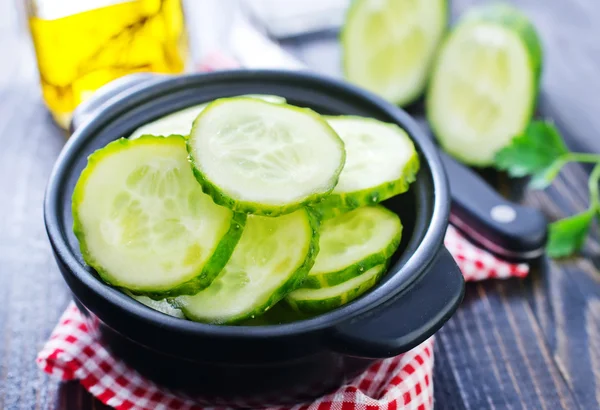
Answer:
[44,69,450,338]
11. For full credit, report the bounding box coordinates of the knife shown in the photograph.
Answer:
[224,7,548,261]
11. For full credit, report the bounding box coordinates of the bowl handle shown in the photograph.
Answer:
[326,247,465,358]
[69,73,167,133]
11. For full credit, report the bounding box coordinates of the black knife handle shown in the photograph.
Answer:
[440,151,548,261]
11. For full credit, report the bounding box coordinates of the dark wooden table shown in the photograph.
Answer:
[1,0,600,409]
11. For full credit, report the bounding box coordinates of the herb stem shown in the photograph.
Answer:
[566,152,600,164]
[588,164,600,210]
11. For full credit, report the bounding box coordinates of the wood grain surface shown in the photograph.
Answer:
[0,0,599,409]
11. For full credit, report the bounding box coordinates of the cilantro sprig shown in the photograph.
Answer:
[494,120,600,258]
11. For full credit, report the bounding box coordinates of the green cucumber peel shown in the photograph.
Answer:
[187,97,346,216]
[72,135,246,297]
[301,206,402,289]
[312,116,420,220]
[341,0,448,106]
[174,208,321,324]
[287,263,387,314]
[427,2,543,166]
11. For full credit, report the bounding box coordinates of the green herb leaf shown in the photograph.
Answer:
[528,158,567,190]
[495,120,569,186]
[546,210,595,258]
[493,120,600,258]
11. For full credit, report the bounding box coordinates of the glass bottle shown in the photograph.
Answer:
[26,0,189,129]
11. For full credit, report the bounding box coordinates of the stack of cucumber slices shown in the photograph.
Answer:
[72,96,419,324]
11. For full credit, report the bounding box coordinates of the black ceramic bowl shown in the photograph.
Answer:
[44,70,464,406]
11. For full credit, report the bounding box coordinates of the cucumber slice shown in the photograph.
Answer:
[129,105,207,140]
[341,0,447,106]
[301,206,401,289]
[287,264,386,314]
[174,208,319,324]
[315,116,419,218]
[239,301,309,326]
[187,98,346,216]
[426,3,543,166]
[72,135,246,296]
[126,292,185,319]
[129,95,287,139]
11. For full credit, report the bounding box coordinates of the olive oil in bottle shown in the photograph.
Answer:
[27,0,188,129]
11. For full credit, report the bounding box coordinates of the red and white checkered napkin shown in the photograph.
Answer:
[36,54,529,409]
[38,303,435,410]
[36,227,528,410]
[445,225,528,281]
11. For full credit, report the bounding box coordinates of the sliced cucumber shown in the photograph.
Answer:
[341,0,447,106]
[287,264,386,314]
[126,292,185,319]
[239,302,309,326]
[315,116,419,218]
[427,3,543,166]
[301,206,401,289]
[129,95,287,139]
[187,98,346,216]
[72,135,246,296]
[173,208,319,324]
[129,105,207,140]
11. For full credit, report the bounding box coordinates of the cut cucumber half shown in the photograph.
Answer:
[129,95,287,139]
[315,116,419,218]
[341,0,447,106]
[301,206,401,289]
[427,3,543,166]
[174,208,319,324]
[287,264,386,314]
[126,292,185,319]
[72,135,246,296]
[188,98,345,216]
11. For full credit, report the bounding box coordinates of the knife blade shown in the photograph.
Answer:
[224,8,548,261]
